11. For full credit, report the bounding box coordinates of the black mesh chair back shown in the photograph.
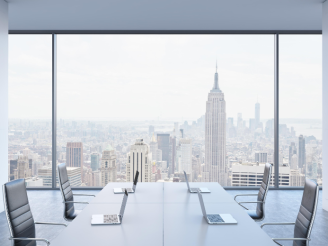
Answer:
[293,178,319,246]
[57,163,76,221]
[3,179,36,246]
[255,162,272,219]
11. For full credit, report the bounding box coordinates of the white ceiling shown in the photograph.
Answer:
[7,0,323,31]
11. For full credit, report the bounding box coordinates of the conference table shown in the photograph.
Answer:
[50,182,277,246]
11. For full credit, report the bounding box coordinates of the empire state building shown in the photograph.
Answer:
[203,63,227,186]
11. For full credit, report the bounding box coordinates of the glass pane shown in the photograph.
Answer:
[57,35,273,187]
[280,35,322,186]
[8,35,52,187]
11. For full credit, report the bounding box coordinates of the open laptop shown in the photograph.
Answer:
[114,171,139,194]
[184,171,210,193]
[197,190,237,225]
[91,189,128,225]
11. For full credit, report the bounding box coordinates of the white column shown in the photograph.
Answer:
[323,1,328,211]
[0,0,8,212]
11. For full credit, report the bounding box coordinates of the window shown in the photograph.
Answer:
[8,33,321,188]
[8,35,52,187]
[279,35,322,186]
[55,34,273,187]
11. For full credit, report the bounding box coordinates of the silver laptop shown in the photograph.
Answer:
[91,189,128,225]
[114,171,139,194]
[184,171,210,193]
[197,190,237,225]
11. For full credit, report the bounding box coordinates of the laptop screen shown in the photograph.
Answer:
[183,171,191,190]
[134,171,139,186]
[197,190,207,218]
[119,189,129,220]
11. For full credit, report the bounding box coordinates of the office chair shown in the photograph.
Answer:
[234,162,272,221]
[3,179,67,246]
[261,178,319,246]
[57,163,95,221]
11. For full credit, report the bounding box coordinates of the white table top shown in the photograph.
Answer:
[50,182,276,246]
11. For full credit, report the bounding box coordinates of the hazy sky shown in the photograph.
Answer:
[8,34,322,122]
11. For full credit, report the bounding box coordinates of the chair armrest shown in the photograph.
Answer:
[234,194,257,202]
[73,193,95,197]
[35,221,67,227]
[273,238,310,242]
[63,201,89,204]
[261,222,295,228]
[9,237,50,245]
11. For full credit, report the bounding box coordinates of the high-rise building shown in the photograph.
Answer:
[298,135,306,170]
[66,142,83,168]
[289,142,297,167]
[249,118,256,132]
[255,101,260,128]
[100,146,117,186]
[255,152,268,163]
[204,63,227,185]
[180,138,192,175]
[126,139,152,182]
[157,134,170,167]
[169,136,176,175]
[174,122,179,137]
[13,156,32,180]
[156,149,162,162]
[291,154,298,170]
[231,163,290,187]
[149,134,158,161]
[38,166,81,187]
[290,169,305,186]
[66,142,83,182]
[237,113,243,129]
[90,153,100,171]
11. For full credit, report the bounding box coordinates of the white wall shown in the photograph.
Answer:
[0,0,8,213]
[323,1,328,211]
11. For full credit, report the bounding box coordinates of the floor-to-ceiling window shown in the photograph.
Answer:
[8,35,52,187]
[8,33,321,188]
[279,35,322,186]
[56,34,273,187]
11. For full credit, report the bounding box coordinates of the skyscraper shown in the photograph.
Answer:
[90,153,100,171]
[149,134,158,161]
[255,101,260,128]
[255,152,268,163]
[169,136,176,175]
[66,142,83,181]
[174,122,179,137]
[289,142,297,167]
[14,156,32,180]
[66,142,83,168]
[100,145,116,186]
[126,139,152,182]
[204,63,227,185]
[157,134,170,167]
[298,135,306,171]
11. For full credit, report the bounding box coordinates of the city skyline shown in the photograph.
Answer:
[8,62,322,188]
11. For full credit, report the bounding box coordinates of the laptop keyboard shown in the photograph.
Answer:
[190,188,199,192]
[103,215,119,223]
[207,214,224,223]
